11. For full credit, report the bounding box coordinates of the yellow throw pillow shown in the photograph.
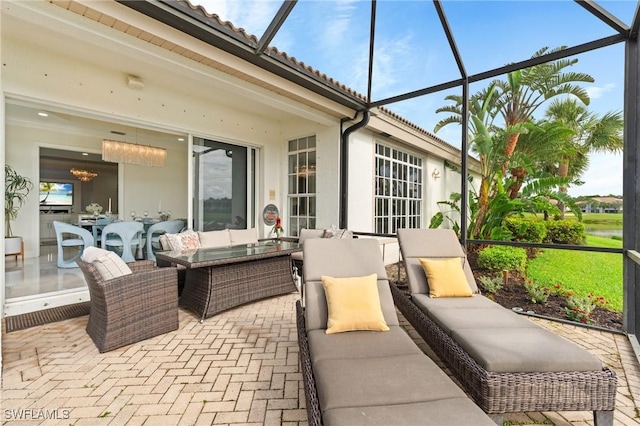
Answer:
[419,257,473,298]
[321,274,390,334]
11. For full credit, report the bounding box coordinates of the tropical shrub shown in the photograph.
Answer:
[478,275,503,295]
[524,279,550,304]
[477,245,527,272]
[544,220,586,245]
[503,217,547,243]
[565,295,596,324]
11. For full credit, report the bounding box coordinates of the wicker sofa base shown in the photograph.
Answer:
[390,284,617,425]
[180,255,297,321]
[296,301,322,426]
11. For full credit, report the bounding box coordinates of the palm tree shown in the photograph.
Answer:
[544,98,623,217]
[493,46,594,197]
[39,182,55,204]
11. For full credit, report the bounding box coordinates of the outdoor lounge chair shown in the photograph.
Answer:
[392,228,617,425]
[296,238,494,425]
[77,257,179,352]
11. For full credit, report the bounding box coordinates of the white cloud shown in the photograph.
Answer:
[194,0,281,36]
[568,152,623,197]
[585,83,616,100]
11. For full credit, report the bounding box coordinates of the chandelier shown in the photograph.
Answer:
[102,140,167,167]
[70,168,98,182]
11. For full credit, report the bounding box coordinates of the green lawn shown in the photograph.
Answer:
[526,235,623,312]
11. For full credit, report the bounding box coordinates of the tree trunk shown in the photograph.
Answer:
[472,177,490,239]
[505,133,520,159]
[508,167,527,199]
[557,161,570,219]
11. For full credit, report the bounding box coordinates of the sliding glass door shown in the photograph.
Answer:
[192,138,255,231]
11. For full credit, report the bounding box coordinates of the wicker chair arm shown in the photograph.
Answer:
[127,260,156,273]
[102,266,178,299]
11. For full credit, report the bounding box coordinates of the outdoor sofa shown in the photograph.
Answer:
[297,237,495,425]
[392,228,617,425]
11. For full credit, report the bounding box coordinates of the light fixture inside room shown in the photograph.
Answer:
[102,140,167,167]
[70,168,98,182]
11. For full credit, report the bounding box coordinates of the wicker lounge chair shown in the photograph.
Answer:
[77,258,179,352]
[393,228,617,425]
[297,238,494,425]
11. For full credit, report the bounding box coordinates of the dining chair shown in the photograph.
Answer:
[92,217,114,246]
[101,221,144,262]
[145,219,186,262]
[53,221,95,268]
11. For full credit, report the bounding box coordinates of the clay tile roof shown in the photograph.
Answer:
[181,1,456,148]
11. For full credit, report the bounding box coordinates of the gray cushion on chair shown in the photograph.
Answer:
[307,327,422,364]
[426,306,538,335]
[298,228,326,245]
[452,327,603,373]
[313,354,468,412]
[398,228,480,295]
[303,239,397,333]
[323,398,496,426]
[412,293,499,311]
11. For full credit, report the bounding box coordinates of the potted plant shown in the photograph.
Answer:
[5,164,33,254]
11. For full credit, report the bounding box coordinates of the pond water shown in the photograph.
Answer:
[585,228,623,238]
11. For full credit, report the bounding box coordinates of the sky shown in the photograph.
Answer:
[194,0,638,197]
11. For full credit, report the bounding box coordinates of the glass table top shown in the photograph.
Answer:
[155,240,301,268]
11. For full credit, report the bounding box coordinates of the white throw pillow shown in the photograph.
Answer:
[198,230,231,248]
[81,246,112,263]
[93,252,133,281]
[165,230,201,251]
[81,246,132,281]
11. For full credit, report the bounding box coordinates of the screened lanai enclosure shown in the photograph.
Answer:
[120,0,640,351]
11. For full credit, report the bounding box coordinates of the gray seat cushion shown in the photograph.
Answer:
[452,327,603,373]
[323,398,496,426]
[412,293,500,310]
[308,326,422,364]
[313,354,468,412]
[425,306,538,335]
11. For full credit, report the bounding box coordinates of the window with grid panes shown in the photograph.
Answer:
[375,144,423,233]
[288,136,316,236]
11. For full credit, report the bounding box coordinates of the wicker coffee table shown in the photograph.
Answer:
[156,240,300,322]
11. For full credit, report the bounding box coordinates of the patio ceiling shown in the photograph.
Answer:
[118,0,640,122]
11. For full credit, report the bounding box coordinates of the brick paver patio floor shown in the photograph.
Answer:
[2,292,640,425]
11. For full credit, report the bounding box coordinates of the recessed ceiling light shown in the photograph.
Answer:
[37,112,49,117]
[178,137,185,142]
[82,152,89,156]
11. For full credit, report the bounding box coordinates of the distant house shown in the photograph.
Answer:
[578,197,624,213]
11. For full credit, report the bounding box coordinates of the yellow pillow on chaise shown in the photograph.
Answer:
[419,257,473,298]
[321,273,390,334]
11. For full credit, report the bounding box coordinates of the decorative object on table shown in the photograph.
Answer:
[272,216,284,240]
[86,203,103,216]
[5,164,33,260]
[102,140,167,167]
[159,211,171,222]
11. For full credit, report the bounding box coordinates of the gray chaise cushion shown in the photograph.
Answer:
[398,228,479,294]
[323,398,496,426]
[313,354,468,412]
[412,292,499,310]
[453,327,603,372]
[304,239,398,333]
[425,306,539,335]
[307,326,423,364]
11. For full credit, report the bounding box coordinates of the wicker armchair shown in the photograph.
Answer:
[77,258,179,352]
